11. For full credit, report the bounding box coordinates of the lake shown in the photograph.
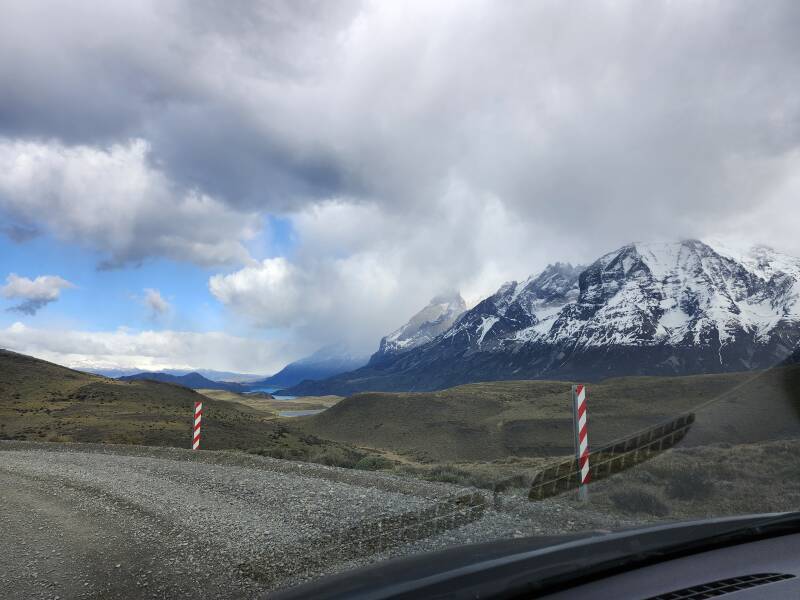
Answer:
[244,385,297,400]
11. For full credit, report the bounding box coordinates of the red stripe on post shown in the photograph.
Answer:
[577,402,587,419]
[573,384,590,496]
[192,401,202,450]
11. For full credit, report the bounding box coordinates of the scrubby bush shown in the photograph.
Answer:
[353,455,394,471]
[610,488,670,516]
[308,446,362,468]
[492,473,530,493]
[395,464,498,489]
[248,446,309,461]
[665,469,715,501]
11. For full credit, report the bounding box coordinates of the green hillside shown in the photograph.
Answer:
[5,348,798,495]
[295,366,800,462]
[0,349,345,456]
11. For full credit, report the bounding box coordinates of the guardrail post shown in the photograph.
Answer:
[572,384,590,502]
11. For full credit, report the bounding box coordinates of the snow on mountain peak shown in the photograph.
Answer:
[539,239,800,353]
[287,241,800,395]
[433,239,800,364]
[371,292,467,362]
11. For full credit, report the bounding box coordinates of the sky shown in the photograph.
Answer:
[1,0,799,374]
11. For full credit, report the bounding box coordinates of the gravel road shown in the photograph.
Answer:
[0,441,621,599]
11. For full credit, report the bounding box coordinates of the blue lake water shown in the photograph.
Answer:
[244,386,296,400]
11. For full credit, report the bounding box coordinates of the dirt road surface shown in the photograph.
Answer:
[0,441,614,599]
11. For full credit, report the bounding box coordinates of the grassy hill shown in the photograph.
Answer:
[295,366,800,463]
[0,350,352,459]
[5,348,798,496]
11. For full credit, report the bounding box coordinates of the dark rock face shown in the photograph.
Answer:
[284,241,800,396]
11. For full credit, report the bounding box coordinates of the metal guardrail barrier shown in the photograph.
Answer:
[528,413,695,500]
[243,490,488,585]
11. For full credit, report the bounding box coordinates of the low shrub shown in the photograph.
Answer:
[247,446,309,461]
[610,488,670,517]
[353,455,394,471]
[665,468,715,501]
[308,446,362,468]
[395,464,499,489]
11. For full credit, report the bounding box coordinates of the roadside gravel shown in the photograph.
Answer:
[0,441,626,598]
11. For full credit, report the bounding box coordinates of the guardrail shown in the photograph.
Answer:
[528,412,695,500]
[242,490,488,585]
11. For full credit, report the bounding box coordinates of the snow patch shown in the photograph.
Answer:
[477,316,499,346]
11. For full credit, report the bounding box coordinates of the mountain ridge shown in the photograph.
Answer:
[118,371,248,392]
[283,240,800,395]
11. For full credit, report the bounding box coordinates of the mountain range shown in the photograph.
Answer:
[283,240,800,395]
[118,371,248,392]
[94,368,265,383]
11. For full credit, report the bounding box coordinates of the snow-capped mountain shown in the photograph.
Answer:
[370,292,466,365]
[283,240,800,395]
[438,263,583,353]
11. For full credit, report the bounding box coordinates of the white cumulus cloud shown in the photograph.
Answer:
[0,322,299,374]
[1,273,74,315]
[209,190,551,352]
[0,138,260,268]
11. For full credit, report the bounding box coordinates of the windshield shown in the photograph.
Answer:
[1,2,799,598]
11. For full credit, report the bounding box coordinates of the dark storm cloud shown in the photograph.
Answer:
[0,0,358,211]
[6,298,51,316]
[2,0,799,236]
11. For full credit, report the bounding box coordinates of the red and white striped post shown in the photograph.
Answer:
[572,384,590,501]
[192,401,202,450]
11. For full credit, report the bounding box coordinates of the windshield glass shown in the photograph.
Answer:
[1,2,799,598]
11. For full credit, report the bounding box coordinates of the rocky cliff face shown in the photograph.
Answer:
[283,240,800,396]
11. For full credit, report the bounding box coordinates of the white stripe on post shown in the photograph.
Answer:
[192,401,202,450]
[572,384,590,500]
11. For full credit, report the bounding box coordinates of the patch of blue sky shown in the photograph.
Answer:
[0,232,225,332]
[244,214,297,261]
[0,215,299,339]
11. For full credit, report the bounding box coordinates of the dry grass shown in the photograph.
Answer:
[0,350,345,456]
[295,366,800,462]
[585,440,800,522]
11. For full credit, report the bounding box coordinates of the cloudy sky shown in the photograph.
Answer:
[1,0,799,374]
